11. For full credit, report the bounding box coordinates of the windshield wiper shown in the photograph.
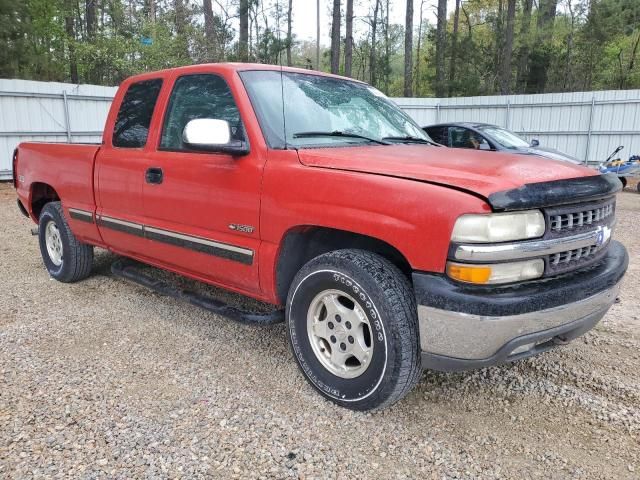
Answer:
[293,130,391,145]
[382,135,437,146]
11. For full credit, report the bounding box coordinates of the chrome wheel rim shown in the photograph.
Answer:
[307,289,373,379]
[45,220,63,266]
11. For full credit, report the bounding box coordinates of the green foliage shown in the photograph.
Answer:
[0,0,637,97]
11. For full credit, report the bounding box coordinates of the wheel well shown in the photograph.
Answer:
[30,183,60,219]
[275,226,413,304]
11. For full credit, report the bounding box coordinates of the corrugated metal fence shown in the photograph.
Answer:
[1,79,639,179]
[395,89,640,165]
[0,79,117,180]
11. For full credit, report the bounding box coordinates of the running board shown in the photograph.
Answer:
[111,259,284,326]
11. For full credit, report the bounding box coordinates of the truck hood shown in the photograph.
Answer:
[297,145,597,199]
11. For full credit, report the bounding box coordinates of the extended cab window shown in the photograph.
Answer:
[160,74,245,151]
[112,79,162,148]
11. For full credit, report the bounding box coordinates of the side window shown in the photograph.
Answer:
[160,74,245,151]
[425,126,447,145]
[112,79,162,148]
[449,127,490,150]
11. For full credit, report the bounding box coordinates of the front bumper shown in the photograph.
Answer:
[415,240,628,372]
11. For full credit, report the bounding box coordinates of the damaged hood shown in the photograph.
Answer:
[296,144,597,199]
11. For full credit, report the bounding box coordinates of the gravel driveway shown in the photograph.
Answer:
[1,182,638,479]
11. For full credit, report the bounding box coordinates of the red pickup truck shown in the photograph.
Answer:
[13,64,627,410]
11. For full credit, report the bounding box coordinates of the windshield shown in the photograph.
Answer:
[240,70,430,148]
[477,125,530,149]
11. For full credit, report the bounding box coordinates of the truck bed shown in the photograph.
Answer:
[15,142,100,222]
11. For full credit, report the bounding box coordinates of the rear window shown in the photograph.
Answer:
[112,79,163,148]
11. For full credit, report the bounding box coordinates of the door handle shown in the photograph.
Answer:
[145,167,163,184]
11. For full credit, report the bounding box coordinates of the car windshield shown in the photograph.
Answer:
[477,125,530,149]
[240,70,430,148]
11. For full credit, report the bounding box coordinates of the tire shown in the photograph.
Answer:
[620,177,627,189]
[38,201,93,283]
[636,182,640,193]
[286,249,422,411]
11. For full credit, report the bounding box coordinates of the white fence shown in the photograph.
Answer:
[1,79,639,180]
[396,89,640,165]
[0,79,117,180]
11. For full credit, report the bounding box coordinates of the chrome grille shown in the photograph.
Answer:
[542,197,616,276]
[550,245,598,266]
[546,243,608,275]
[548,201,614,234]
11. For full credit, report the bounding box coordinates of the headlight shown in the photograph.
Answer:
[447,259,544,284]
[451,210,545,243]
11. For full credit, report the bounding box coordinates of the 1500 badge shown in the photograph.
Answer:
[228,223,255,234]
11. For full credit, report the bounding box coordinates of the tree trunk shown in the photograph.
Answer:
[414,0,425,96]
[494,0,503,92]
[144,0,156,22]
[203,0,215,61]
[384,0,390,93]
[286,0,293,66]
[499,0,516,94]
[448,0,460,96]
[239,0,249,61]
[435,0,447,97]
[85,0,97,82]
[562,0,575,90]
[344,0,354,77]
[174,0,190,59]
[86,0,96,38]
[515,0,533,92]
[370,0,380,86]
[64,0,78,84]
[529,0,557,92]
[330,0,341,74]
[403,0,413,96]
[629,31,640,72]
[316,0,320,69]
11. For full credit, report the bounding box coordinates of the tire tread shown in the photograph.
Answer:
[40,202,93,283]
[288,249,422,410]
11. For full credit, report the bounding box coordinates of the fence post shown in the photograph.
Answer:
[436,103,440,123]
[584,96,595,164]
[505,100,511,129]
[62,90,72,142]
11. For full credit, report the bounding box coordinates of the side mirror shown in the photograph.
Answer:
[479,142,491,151]
[530,138,540,147]
[183,118,249,156]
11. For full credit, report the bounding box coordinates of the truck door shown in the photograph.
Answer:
[141,72,263,293]
[95,77,164,257]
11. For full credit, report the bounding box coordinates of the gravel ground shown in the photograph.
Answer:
[1,182,638,479]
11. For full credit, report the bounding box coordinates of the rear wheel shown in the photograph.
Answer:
[620,177,627,189]
[286,249,422,410]
[38,202,93,283]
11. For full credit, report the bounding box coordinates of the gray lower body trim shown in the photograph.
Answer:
[96,215,254,265]
[144,226,254,265]
[97,215,144,237]
[68,208,94,223]
[418,281,620,361]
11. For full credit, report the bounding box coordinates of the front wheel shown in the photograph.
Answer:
[286,249,422,411]
[38,202,93,283]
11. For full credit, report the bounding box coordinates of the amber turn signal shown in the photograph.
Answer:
[446,264,492,284]
[446,259,545,285]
